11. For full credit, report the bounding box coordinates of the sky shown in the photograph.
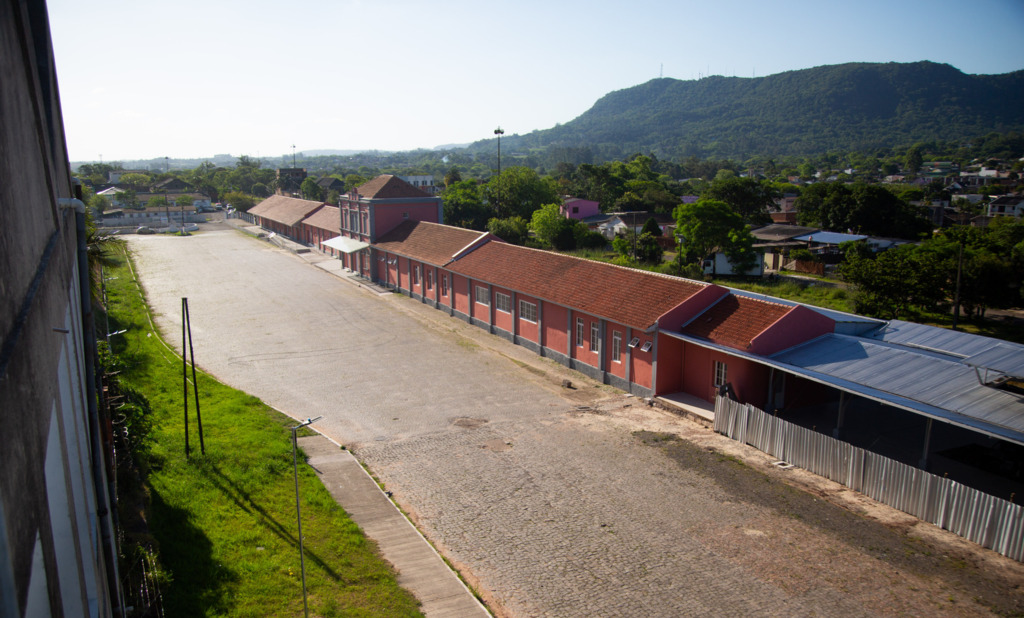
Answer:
[48,0,1024,164]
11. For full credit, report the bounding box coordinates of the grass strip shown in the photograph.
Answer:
[105,247,422,617]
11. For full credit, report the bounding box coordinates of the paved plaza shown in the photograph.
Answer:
[127,225,1023,617]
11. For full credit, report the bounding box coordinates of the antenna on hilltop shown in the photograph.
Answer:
[660,63,663,78]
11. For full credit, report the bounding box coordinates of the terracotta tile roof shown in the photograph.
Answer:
[681,295,792,350]
[302,205,340,234]
[374,221,489,265]
[356,174,431,199]
[448,242,707,330]
[249,195,324,227]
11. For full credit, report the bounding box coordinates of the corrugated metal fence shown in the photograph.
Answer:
[713,396,1024,562]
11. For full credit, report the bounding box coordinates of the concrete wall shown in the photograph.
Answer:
[1,1,119,614]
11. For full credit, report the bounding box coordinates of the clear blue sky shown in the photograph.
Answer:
[48,0,1024,163]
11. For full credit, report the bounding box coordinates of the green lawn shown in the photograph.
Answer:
[105,246,422,617]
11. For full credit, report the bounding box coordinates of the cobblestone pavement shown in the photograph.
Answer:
[127,227,1024,617]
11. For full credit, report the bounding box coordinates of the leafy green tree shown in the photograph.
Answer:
[442,180,490,230]
[89,194,110,214]
[443,167,462,187]
[345,174,368,191]
[118,173,151,191]
[483,167,560,219]
[674,199,745,263]
[702,177,779,225]
[146,196,169,209]
[251,182,270,198]
[840,244,944,319]
[640,217,663,237]
[612,231,663,264]
[301,177,325,201]
[222,191,255,212]
[175,194,192,207]
[531,203,580,250]
[114,189,138,209]
[487,216,529,245]
[904,145,923,176]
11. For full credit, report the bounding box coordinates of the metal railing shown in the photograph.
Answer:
[714,396,1024,562]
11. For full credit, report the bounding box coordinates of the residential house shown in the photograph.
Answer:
[561,197,600,220]
[276,167,307,195]
[398,175,440,195]
[988,195,1023,218]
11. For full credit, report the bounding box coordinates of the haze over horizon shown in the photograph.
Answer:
[48,0,1024,164]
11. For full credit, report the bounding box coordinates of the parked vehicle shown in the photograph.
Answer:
[136,226,155,235]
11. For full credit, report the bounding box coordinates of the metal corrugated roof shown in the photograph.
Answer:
[793,231,867,244]
[962,343,1024,378]
[771,333,1024,444]
[868,320,1019,359]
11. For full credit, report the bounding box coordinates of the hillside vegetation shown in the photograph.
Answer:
[475,62,1024,161]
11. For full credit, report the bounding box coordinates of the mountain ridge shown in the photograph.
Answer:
[476,61,1024,160]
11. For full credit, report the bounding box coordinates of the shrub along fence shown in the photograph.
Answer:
[713,396,1024,562]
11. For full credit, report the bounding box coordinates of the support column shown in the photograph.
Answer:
[919,418,933,470]
[832,392,848,439]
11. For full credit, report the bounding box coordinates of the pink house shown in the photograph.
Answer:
[560,197,600,220]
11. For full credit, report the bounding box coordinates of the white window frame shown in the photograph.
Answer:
[612,331,622,363]
[495,292,511,313]
[426,268,433,290]
[413,265,421,286]
[476,285,489,306]
[441,273,448,296]
[576,317,584,347]
[714,360,728,387]
[590,322,600,352]
[519,300,537,323]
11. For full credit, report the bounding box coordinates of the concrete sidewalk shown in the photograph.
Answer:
[298,434,489,617]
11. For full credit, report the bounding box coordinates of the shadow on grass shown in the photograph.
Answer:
[199,460,342,582]
[149,487,235,616]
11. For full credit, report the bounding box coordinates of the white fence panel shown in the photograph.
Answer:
[713,396,1023,562]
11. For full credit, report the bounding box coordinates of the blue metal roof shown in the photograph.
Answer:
[771,333,1024,444]
[792,231,867,245]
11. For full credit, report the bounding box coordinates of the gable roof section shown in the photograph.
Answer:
[448,242,707,330]
[249,195,324,227]
[374,220,488,265]
[302,205,340,234]
[681,295,793,350]
[356,174,431,199]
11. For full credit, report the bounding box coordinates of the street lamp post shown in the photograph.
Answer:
[494,127,504,215]
[291,416,322,618]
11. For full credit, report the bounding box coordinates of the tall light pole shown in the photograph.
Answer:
[494,127,504,216]
[291,416,322,618]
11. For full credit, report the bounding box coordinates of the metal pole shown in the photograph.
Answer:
[182,298,190,458]
[494,127,504,215]
[291,416,321,618]
[184,298,205,454]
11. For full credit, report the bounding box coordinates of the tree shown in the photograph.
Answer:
[702,176,779,225]
[118,173,151,191]
[531,203,579,250]
[114,189,138,209]
[640,217,662,237]
[483,166,560,219]
[904,145,923,176]
[674,199,745,264]
[251,182,270,198]
[301,177,325,201]
[612,231,663,264]
[443,167,462,187]
[222,191,255,212]
[840,244,944,319]
[486,216,529,245]
[442,180,490,230]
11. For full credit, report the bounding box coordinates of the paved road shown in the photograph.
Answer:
[127,226,1023,617]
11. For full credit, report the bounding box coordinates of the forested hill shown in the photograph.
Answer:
[486,62,1024,161]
